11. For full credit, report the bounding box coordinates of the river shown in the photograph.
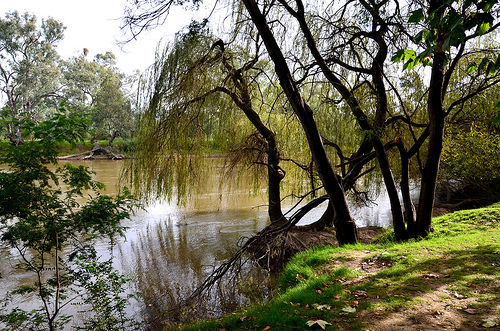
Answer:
[0,159,395,329]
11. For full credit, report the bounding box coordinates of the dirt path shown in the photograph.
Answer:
[322,251,500,330]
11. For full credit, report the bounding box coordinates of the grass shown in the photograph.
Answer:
[176,203,500,330]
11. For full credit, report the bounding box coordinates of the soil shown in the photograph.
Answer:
[286,226,385,252]
[288,218,499,330]
[287,206,452,251]
[326,250,500,331]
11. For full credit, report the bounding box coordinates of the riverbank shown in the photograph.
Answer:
[179,203,500,330]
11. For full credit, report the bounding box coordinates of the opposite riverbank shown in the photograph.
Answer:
[178,203,500,331]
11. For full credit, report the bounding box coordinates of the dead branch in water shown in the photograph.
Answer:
[57,141,125,160]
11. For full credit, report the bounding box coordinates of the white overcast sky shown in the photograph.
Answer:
[0,0,195,75]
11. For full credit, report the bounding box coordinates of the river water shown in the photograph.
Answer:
[0,159,394,328]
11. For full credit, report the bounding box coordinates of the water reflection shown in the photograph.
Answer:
[1,159,397,329]
[118,205,269,327]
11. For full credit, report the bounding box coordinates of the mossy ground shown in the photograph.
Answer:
[178,203,500,330]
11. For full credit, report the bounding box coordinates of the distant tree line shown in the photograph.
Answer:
[0,11,138,147]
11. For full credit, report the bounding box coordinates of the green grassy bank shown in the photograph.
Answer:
[180,203,500,330]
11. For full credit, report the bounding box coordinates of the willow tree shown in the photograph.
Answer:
[126,14,360,246]
[129,22,295,223]
[239,0,500,240]
[124,0,500,242]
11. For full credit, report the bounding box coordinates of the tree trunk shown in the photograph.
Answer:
[415,103,445,237]
[222,54,287,224]
[267,145,286,224]
[415,0,447,237]
[372,139,407,240]
[109,130,118,146]
[242,0,357,245]
[7,124,24,146]
[397,138,416,229]
[283,0,406,242]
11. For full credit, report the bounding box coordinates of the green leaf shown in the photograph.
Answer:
[306,319,332,329]
[403,59,415,71]
[442,33,452,49]
[416,29,430,44]
[493,114,500,124]
[404,50,416,60]
[479,57,490,71]
[391,49,405,62]
[477,22,490,35]
[467,62,477,73]
[409,9,425,23]
[464,0,474,8]
[486,62,496,75]
[495,54,500,69]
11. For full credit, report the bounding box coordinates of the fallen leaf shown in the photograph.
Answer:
[463,308,477,315]
[422,273,438,279]
[354,290,367,297]
[321,282,330,288]
[432,310,442,315]
[313,303,332,310]
[341,306,357,313]
[297,273,304,279]
[482,318,498,328]
[466,282,476,287]
[315,289,324,294]
[262,327,271,331]
[305,319,332,329]
[352,300,359,307]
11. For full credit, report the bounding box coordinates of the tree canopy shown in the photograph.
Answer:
[0,11,65,145]
[125,0,500,245]
[0,11,137,146]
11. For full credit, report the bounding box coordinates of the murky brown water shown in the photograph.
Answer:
[0,159,394,328]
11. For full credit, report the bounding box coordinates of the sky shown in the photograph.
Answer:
[0,0,194,75]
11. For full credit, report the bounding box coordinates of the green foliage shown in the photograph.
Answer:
[494,114,500,124]
[0,11,136,146]
[394,0,499,71]
[72,249,142,330]
[0,308,68,331]
[0,11,65,144]
[0,103,136,330]
[62,52,136,145]
[441,122,500,203]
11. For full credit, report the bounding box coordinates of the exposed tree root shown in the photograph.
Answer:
[175,196,331,312]
[146,197,386,329]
